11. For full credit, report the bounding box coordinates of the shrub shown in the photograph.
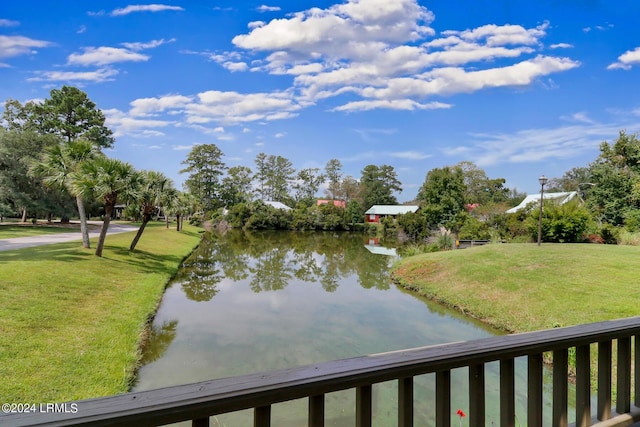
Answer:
[458,215,491,240]
[526,200,592,243]
[599,223,620,244]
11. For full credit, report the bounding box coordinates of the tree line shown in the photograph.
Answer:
[0,86,196,256]
[2,85,638,246]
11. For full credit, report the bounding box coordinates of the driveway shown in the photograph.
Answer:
[0,222,138,252]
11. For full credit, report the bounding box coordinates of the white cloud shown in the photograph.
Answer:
[333,99,451,112]
[0,19,19,27]
[104,108,173,137]
[67,46,149,66]
[608,47,640,70]
[248,21,265,29]
[550,43,573,49]
[222,61,248,72]
[129,94,193,116]
[172,144,195,151]
[561,112,594,124]
[257,5,281,12]
[67,39,171,66]
[274,132,286,138]
[0,35,51,59]
[224,0,577,113]
[121,38,175,51]
[388,151,431,160]
[185,90,303,125]
[450,121,640,167]
[77,25,87,34]
[110,4,185,16]
[27,68,119,83]
[442,22,548,47]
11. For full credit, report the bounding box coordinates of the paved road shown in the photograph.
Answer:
[0,223,138,252]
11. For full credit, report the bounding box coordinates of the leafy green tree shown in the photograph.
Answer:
[341,175,361,203]
[587,131,640,225]
[417,166,466,228]
[345,199,363,226]
[180,144,226,212]
[72,157,141,256]
[129,170,173,250]
[220,166,253,207]
[360,164,402,208]
[3,87,114,148]
[265,154,295,203]
[293,167,325,204]
[456,161,509,205]
[324,158,343,200]
[0,129,60,221]
[253,152,268,200]
[31,139,99,248]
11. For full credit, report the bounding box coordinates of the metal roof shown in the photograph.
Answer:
[506,191,579,213]
[263,201,292,211]
[364,205,419,215]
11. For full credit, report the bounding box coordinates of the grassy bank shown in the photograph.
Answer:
[392,243,640,333]
[0,222,202,402]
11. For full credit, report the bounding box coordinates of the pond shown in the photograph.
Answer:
[132,230,567,426]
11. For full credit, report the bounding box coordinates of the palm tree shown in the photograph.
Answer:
[31,139,98,248]
[160,187,180,229]
[72,157,141,257]
[129,170,173,251]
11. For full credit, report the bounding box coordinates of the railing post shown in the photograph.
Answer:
[356,385,372,427]
[398,377,413,427]
[469,364,485,427]
[500,358,515,427]
[192,418,209,427]
[616,336,632,414]
[308,394,324,427]
[598,340,612,420]
[436,370,451,427]
[528,353,543,427]
[552,348,568,427]
[255,405,271,427]
[575,344,591,427]
[635,335,640,408]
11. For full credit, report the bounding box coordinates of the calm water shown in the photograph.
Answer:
[133,231,565,426]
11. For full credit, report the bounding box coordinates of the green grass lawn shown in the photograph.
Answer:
[0,222,202,402]
[0,224,84,239]
[392,243,640,333]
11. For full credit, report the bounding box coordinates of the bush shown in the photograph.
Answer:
[189,212,204,226]
[526,200,592,243]
[396,211,429,239]
[398,242,440,257]
[599,223,620,244]
[458,215,491,240]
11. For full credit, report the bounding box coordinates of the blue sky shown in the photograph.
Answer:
[2,1,640,201]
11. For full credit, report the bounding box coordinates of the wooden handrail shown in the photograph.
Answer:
[3,317,640,427]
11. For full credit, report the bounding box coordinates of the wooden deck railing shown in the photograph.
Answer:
[3,317,640,427]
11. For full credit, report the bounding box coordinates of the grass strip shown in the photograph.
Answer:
[0,222,202,402]
[0,224,83,239]
[392,243,640,333]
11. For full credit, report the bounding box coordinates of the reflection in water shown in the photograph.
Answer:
[140,320,178,365]
[177,231,392,300]
[134,230,575,426]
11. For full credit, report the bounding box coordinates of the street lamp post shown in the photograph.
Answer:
[537,175,548,246]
